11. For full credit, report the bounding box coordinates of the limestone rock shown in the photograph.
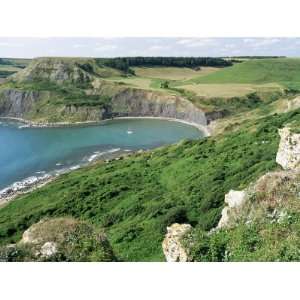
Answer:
[21,220,44,245]
[162,223,192,262]
[276,127,300,170]
[225,190,247,208]
[217,190,247,229]
[40,242,57,258]
[287,96,300,111]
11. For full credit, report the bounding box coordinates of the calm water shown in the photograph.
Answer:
[0,119,203,189]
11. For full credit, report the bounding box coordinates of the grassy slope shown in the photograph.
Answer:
[187,168,300,262]
[1,108,300,261]
[188,58,300,89]
[132,66,219,80]
[0,58,30,78]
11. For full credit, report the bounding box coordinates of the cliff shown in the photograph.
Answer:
[173,125,300,261]
[0,57,208,127]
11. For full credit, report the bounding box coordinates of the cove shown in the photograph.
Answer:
[0,118,204,190]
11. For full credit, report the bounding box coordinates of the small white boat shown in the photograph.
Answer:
[127,130,133,134]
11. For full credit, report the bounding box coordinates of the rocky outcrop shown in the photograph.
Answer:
[162,223,192,262]
[0,86,208,128]
[217,190,248,229]
[40,242,57,258]
[287,96,300,111]
[0,57,209,128]
[0,89,44,118]
[11,57,93,85]
[216,127,300,230]
[110,88,207,126]
[0,217,117,262]
[205,110,228,124]
[276,127,300,170]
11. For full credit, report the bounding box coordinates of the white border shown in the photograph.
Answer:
[0,263,299,300]
[0,0,300,37]
[1,0,300,299]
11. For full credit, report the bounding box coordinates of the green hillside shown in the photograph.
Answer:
[189,58,300,89]
[1,108,300,261]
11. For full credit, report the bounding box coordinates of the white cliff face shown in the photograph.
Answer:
[217,190,247,229]
[162,223,192,262]
[276,127,300,170]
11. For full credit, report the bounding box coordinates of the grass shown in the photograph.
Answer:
[0,58,30,79]
[177,83,282,98]
[184,58,300,89]
[104,76,154,90]
[1,108,300,261]
[187,170,300,262]
[132,66,219,80]
[0,217,116,262]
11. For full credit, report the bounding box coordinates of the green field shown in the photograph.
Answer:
[183,58,300,89]
[132,66,219,80]
[0,58,30,78]
[106,59,300,99]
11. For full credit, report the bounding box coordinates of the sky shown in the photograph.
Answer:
[0,37,300,58]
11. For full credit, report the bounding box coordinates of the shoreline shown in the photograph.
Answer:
[0,175,56,207]
[0,115,210,206]
[0,149,133,207]
[0,116,211,136]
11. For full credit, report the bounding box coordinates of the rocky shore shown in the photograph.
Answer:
[0,174,54,206]
[0,148,134,207]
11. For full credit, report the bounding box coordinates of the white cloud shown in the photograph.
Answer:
[243,38,257,44]
[148,45,170,51]
[178,38,218,48]
[224,43,237,49]
[250,38,281,47]
[176,38,194,45]
[93,44,118,52]
[72,44,87,48]
[0,42,24,47]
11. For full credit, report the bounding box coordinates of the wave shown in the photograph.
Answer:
[0,147,129,201]
[87,148,121,162]
[0,174,51,199]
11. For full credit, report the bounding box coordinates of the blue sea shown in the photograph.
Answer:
[0,118,203,190]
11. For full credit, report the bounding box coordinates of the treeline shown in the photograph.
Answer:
[96,57,232,73]
[225,56,286,59]
[0,58,12,65]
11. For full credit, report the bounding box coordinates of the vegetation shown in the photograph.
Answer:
[2,56,300,261]
[0,58,30,79]
[186,170,300,262]
[97,57,232,74]
[0,70,15,78]
[188,58,300,90]
[0,217,116,262]
[1,108,300,260]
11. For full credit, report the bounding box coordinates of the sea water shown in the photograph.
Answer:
[0,118,204,190]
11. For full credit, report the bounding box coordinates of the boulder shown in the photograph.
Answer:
[40,242,57,258]
[276,127,300,170]
[217,190,247,229]
[162,223,192,262]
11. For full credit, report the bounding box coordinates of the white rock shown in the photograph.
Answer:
[225,190,247,208]
[217,206,230,229]
[162,223,192,262]
[21,225,42,245]
[276,127,300,170]
[40,242,57,258]
[217,190,247,229]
